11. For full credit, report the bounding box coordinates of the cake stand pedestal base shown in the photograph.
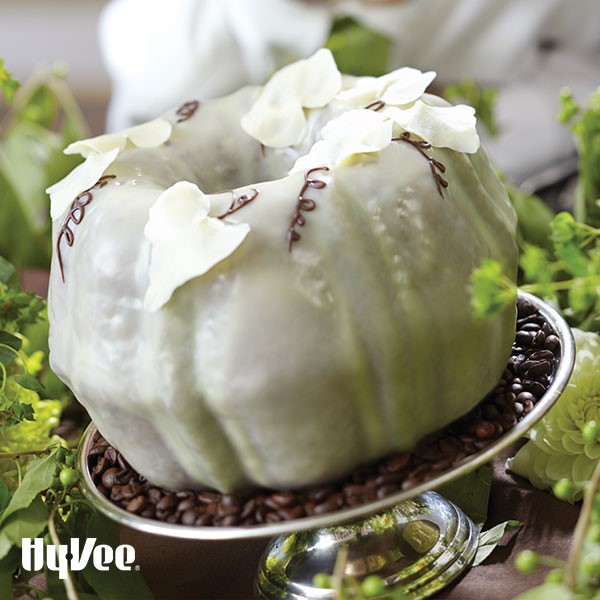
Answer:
[255,491,478,599]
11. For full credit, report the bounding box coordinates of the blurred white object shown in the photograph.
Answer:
[100,0,600,183]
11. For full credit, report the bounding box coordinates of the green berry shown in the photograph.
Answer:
[553,479,575,501]
[55,447,67,464]
[588,523,600,543]
[313,573,331,589]
[65,451,77,466]
[59,467,78,488]
[361,574,386,597]
[545,569,564,584]
[515,550,540,574]
[582,553,600,579]
[582,421,600,443]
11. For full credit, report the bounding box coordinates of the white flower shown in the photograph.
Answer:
[290,109,393,174]
[64,118,172,158]
[144,181,250,312]
[47,149,120,220]
[508,328,600,502]
[384,101,480,154]
[47,118,173,221]
[241,48,342,148]
[336,67,436,108]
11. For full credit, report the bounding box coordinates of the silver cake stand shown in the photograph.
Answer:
[78,293,575,599]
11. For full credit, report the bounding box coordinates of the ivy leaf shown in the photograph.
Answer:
[437,466,493,530]
[473,519,523,566]
[0,497,49,561]
[0,331,21,366]
[0,450,57,526]
[13,373,44,393]
[81,511,154,600]
[0,481,10,517]
[0,258,14,286]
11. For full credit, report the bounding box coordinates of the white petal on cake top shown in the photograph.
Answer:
[47,149,120,221]
[336,67,436,107]
[385,101,480,154]
[241,48,342,147]
[290,109,393,173]
[47,118,173,221]
[64,118,173,158]
[144,181,251,312]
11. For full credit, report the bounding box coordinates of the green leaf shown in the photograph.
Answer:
[325,17,391,77]
[0,547,20,600]
[0,497,48,561]
[0,258,15,285]
[445,79,499,137]
[473,519,522,566]
[0,450,57,526]
[437,466,493,530]
[13,372,44,393]
[0,60,19,104]
[0,331,21,365]
[81,512,154,600]
[514,582,575,600]
[470,258,518,318]
[0,480,9,517]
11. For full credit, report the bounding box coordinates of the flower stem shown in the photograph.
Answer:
[565,459,600,590]
[48,492,80,600]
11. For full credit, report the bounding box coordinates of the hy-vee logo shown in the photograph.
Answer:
[22,537,136,580]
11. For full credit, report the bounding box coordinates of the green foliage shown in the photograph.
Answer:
[0,60,19,104]
[0,62,88,270]
[325,17,391,77]
[560,87,600,228]
[471,211,600,331]
[444,79,499,137]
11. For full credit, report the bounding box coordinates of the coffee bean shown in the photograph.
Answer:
[177,498,197,512]
[156,494,177,511]
[277,506,305,520]
[181,509,200,526]
[386,452,410,472]
[544,335,560,351]
[474,421,496,440]
[127,496,147,514]
[101,467,120,489]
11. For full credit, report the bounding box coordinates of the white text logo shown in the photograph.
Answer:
[22,538,136,580]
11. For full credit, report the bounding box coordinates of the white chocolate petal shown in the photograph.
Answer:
[47,148,120,220]
[144,181,250,312]
[65,118,172,158]
[299,48,342,108]
[241,48,341,147]
[386,101,480,153]
[335,76,380,106]
[290,109,392,173]
[242,97,307,148]
[380,68,436,106]
[336,68,436,108]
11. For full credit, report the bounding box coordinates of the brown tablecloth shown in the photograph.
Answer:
[120,444,580,600]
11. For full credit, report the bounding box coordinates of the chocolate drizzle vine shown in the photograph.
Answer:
[56,175,116,282]
[393,132,448,198]
[175,100,200,123]
[217,188,259,219]
[288,166,329,252]
[365,99,385,112]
